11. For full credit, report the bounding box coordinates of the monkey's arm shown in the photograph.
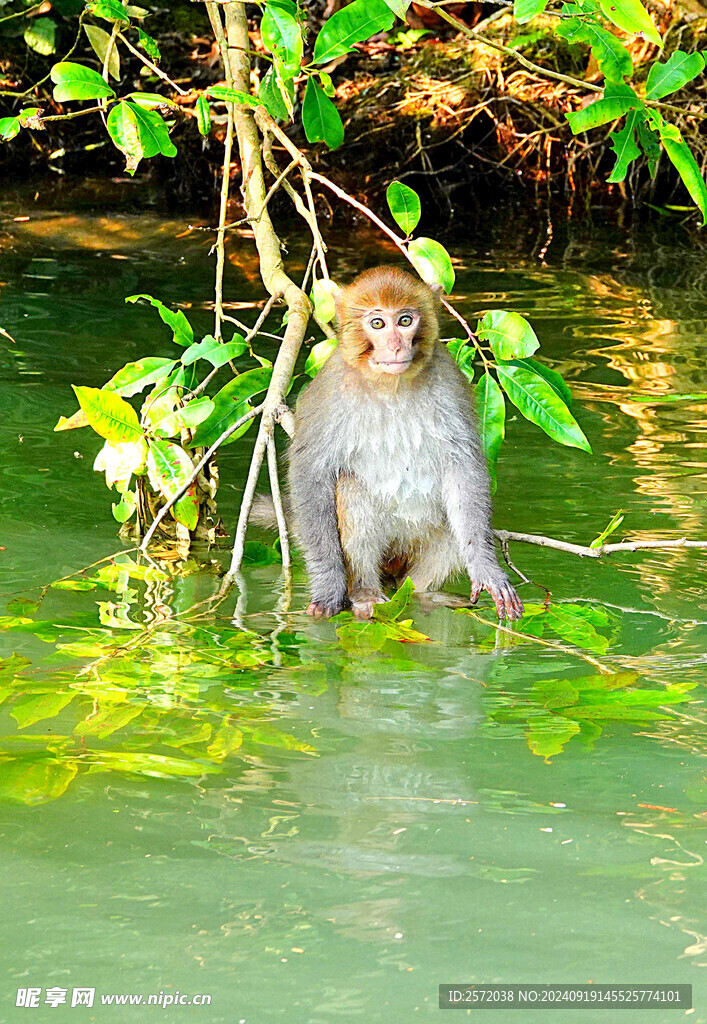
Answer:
[437,370,524,623]
[288,375,349,618]
[443,452,523,620]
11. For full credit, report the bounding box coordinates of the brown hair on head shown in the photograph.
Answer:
[335,265,440,381]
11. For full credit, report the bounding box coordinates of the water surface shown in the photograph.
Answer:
[0,191,705,1023]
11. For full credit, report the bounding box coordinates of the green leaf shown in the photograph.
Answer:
[112,489,137,523]
[607,109,641,182]
[407,237,455,293]
[147,440,198,530]
[24,17,57,56]
[305,338,337,377]
[310,279,338,323]
[313,0,395,63]
[195,94,211,137]
[126,92,175,109]
[383,0,411,16]
[72,385,143,442]
[181,334,246,367]
[372,577,414,621]
[152,397,215,436]
[258,65,294,121]
[386,181,421,235]
[646,50,704,99]
[128,102,176,158]
[206,85,260,108]
[125,294,193,347]
[477,309,539,359]
[636,115,660,176]
[566,82,641,133]
[261,4,303,72]
[318,70,336,96]
[475,372,505,488]
[555,15,632,82]
[515,0,548,23]
[0,117,21,142]
[447,339,475,381]
[496,364,592,452]
[506,357,572,407]
[106,100,143,172]
[660,128,707,225]
[84,24,120,80]
[86,0,130,21]
[105,357,177,397]
[137,26,161,62]
[190,367,272,448]
[51,62,116,102]
[590,510,624,548]
[337,619,390,651]
[302,77,344,150]
[598,0,662,47]
[94,438,148,490]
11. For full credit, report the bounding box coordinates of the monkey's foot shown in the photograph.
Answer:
[307,599,347,619]
[470,578,524,621]
[350,590,387,620]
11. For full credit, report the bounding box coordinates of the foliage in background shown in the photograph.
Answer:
[1,0,706,217]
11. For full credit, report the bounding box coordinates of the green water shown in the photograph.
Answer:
[0,193,705,1024]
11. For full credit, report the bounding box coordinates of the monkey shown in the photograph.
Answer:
[283,265,523,621]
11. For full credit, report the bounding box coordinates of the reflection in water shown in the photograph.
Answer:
[0,199,705,1023]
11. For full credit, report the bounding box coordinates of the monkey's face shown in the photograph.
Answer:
[361,307,421,375]
[336,266,439,383]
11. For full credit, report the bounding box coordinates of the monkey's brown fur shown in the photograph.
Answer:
[284,266,523,620]
[336,266,438,382]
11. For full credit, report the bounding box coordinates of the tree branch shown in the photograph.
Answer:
[204,1,311,578]
[494,529,707,558]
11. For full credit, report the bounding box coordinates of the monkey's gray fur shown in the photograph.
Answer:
[278,344,521,619]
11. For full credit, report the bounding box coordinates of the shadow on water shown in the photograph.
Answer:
[0,190,705,1023]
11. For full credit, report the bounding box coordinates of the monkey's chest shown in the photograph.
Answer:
[344,407,448,522]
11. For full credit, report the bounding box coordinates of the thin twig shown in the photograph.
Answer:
[266,435,291,571]
[117,31,188,95]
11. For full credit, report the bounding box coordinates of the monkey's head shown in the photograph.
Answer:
[335,266,440,382]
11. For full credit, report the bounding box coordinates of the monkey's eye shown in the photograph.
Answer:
[398,313,414,327]
[369,317,385,330]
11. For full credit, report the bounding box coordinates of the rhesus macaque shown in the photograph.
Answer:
[288,265,523,621]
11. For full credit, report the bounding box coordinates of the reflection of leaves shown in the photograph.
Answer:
[485,669,695,760]
[73,704,143,738]
[11,692,75,729]
[545,604,609,654]
[0,757,77,805]
[207,724,243,758]
[247,724,316,754]
[527,716,581,759]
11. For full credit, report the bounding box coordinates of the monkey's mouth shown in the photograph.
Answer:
[369,356,413,374]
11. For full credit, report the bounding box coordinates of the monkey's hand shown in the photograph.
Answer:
[470,573,524,621]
